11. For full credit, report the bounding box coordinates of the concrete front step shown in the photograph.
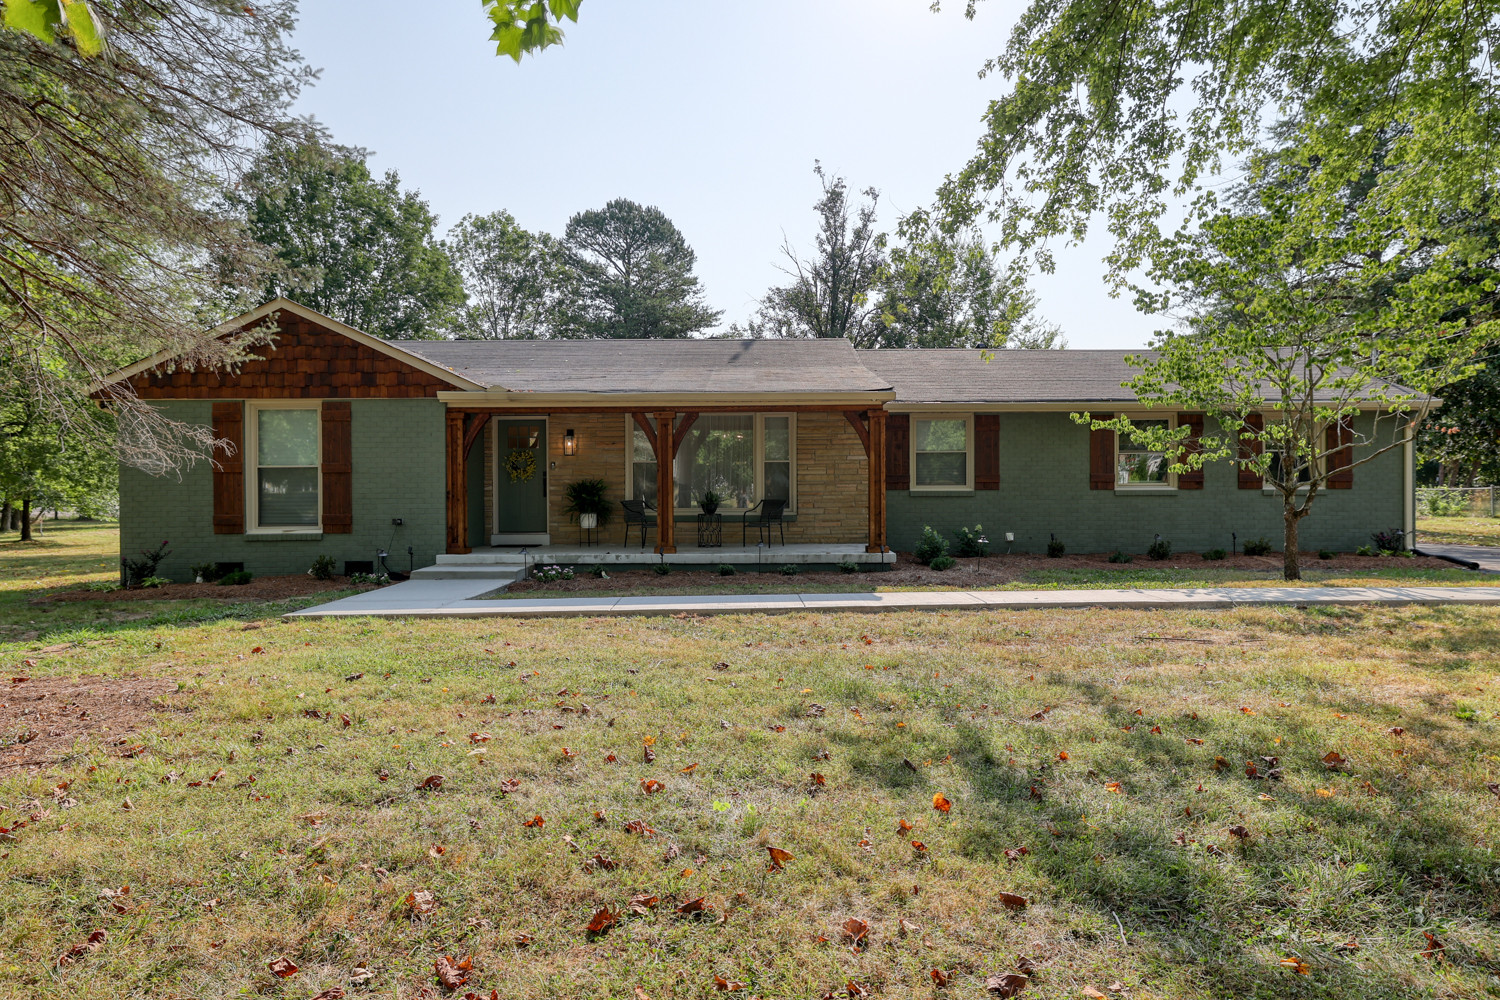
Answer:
[433,545,896,568]
[410,564,524,583]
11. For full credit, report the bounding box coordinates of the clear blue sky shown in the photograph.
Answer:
[288,1,1157,348]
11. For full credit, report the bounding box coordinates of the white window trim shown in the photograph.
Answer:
[245,400,323,534]
[624,413,797,514]
[1114,412,1177,491]
[909,413,975,492]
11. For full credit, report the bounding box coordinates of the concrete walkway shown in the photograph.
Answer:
[1415,543,1500,572]
[287,578,1500,619]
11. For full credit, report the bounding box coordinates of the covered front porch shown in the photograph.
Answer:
[442,403,892,558]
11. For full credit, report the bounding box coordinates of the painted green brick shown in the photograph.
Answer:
[887,412,1407,555]
[119,399,447,582]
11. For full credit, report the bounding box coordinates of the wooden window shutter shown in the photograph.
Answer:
[1177,412,1204,490]
[1088,414,1115,490]
[886,413,910,490]
[974,414,1000,490]
[321,402,353,532]
[211,402,244,534]
[1238,413,1264,490]
[1326,418,1354,489]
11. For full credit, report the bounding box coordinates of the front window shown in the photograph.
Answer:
[628,414,795,511]
[912,416,971,488]
[253,406,320,528]
[1116,419,1171,486]
[1268,448,1316,486]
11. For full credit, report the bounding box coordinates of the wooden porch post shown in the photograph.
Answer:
[655,411,676,554]
[446,409,470,555]
[866,408,887,553]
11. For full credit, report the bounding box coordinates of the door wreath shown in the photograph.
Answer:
[504,447,537,483]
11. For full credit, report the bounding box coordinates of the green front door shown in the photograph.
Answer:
[493,419,548,542]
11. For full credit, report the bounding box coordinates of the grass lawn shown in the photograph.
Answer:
[3,525,1500,999]
[1417,515,1500,548]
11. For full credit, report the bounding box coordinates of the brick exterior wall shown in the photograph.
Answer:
[886,411,1407,555]
[119,399,447,581]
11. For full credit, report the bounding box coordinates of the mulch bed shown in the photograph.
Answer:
[38,574,372,604]
[504,550,1461,595]
[0,675,182,774]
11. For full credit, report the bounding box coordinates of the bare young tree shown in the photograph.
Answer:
[1,1,317,474]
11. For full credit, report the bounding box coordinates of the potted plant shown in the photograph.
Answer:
[699,490,722,515]
[563,478,612,530]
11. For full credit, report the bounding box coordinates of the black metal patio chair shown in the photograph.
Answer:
[620,499,656,549]
[742,498,787,547]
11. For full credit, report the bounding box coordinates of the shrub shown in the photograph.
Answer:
[1355,544,1377,556]
[1371,529,1404,554]
[1146,537,1173,561]
[1046,535,1065,558]
[914,525,949,566]
[308,554,337,581]
[952,524,989,558]
[588,564,609,579]
[1108,550,1133,564]
[652,563,672,576]
[1318,549,1336,560]
[561,477,613,526]
[217,570,253,586]
[929,555,957,571]
[189,561,220,583]
[837,559,860,574]
[779,564,800,576]
[1421,487,1470,517]
[349,571,389,586]
[85,581,120,593]
[138,576,170,589]
[532,564,574,583]
[1201,548,1227,561]
[716,564,736,577]
[122,539,170,588]
[1242,537,1273,556]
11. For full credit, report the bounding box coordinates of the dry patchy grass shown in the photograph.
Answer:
[1417,515,1500,548]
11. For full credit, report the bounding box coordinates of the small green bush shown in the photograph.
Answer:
[138,576,171,589]
[309,554,337,580]
[1108,550,1133,564]
[531,564,574,583]
[914,525,949,566]
[716,564,736,577]
[349,571,389,586]
[952,524,989,558]
[652,563,672,576]
[1242,537,1273,556]
[837,559,860,574]
[589,564,609,579]
[217,570,253,586]
[189,561,220,583]
[1421,487,1470,517]
[1046,536,1065,558]
[85,580,120,593]
[1146,537,1173,560]
[122,539,170,588]
[1201,548,1227,561]
[1371,529,1404,554]
[929,555,957,571]
[1356,544,1377,556]
[1318,549,1336,560]
[779,564,800,576]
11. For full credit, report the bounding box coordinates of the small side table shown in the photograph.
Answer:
[696,512,723,548]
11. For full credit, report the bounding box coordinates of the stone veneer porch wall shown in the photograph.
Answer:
[524,412,869,547]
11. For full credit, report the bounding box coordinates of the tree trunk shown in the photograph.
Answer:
[0,501,10,534]
[19,496,31,542]
[1282,505,1301,581]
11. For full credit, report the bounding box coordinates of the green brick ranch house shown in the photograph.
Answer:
[99,299,1415,582]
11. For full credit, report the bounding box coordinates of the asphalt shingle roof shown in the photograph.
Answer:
[383,338,894,395]
[858,349,1151,404]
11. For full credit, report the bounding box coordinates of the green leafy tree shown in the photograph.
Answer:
[878,210,1062,349]
[1418,353,1500,486]
[449,211,571,339]
[1,370,116,541]
[2,1,313,474]
[230,139,466,340]
[484,0,580,61]
[1085,146,1488,581]
[559,199,721,339]
[747,165,888,345]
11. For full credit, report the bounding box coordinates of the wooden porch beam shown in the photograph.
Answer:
[449,403,889,415]
[445,409,470,554]
[654,411,676,554]
[866,408,887,553]
[843,410,871,458]
[631,411,658,451]
[672,412,699,450]
[461,412,488,455]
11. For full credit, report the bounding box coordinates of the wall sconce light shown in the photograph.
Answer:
[563,429,577,456]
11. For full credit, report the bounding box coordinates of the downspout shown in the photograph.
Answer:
[1403,433,1415,549]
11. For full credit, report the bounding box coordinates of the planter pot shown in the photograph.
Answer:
[700,505,719,516]
[578,512,598,530]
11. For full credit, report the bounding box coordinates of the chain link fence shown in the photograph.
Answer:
[1417,486,1499,518]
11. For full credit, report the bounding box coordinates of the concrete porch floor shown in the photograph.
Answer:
[415,542,894,579]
